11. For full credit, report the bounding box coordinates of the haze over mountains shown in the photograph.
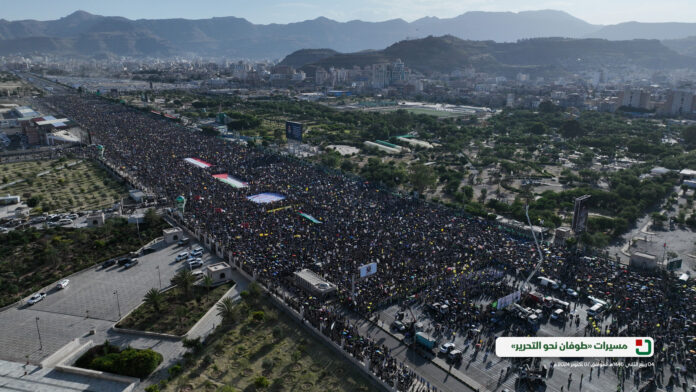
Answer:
[0,10,695,59]
[281,36,695,77]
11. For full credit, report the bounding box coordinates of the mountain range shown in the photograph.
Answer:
[282,35,695,77]
[0,10,695,59]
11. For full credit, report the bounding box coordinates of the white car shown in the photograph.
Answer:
[191,247,204,257]
[188,259,203,269]
[440,342,456,354]
[27,292,46,305]
[56,279,70,289]
[175,252,189,261]
[566,288,578,297]
[192,270,205,279]
[57,219,73,226]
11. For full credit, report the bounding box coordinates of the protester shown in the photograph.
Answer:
[45,94,696,388]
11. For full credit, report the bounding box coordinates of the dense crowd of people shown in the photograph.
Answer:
[45,94,696,390]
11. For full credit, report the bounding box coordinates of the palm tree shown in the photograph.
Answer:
[203,275,214,299]
[172,269,195,299]
[216,297,236,325]
[143,288,164,313]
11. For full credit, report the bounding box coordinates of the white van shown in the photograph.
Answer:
[587,303,605,317]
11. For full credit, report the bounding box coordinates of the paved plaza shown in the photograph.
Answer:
[0,239,216,364]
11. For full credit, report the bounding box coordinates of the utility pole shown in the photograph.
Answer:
[114,290,121,318]
[156,266,162,290]
[35,317,42,351]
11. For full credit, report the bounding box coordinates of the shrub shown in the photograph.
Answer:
[168,364,183,379]
[253,376,270,388]
[144,385,160,392]
[89,348,162,379]
[251,310,265,321]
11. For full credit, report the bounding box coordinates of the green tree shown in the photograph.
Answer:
[409,163,436,194]
[559,120,584,138]
[216,297,237,325]
[203,275,214,299]
[683,126,696,149]
[171,270,195,298]
[143,288,164,313]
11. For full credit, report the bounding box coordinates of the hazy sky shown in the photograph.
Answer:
[3,0,696,25]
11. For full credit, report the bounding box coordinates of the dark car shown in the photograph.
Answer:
[141,247,157,255]
[117,257,132,266]
[102,259,116,268]
[177,237,190,246]
[124,259,139,269]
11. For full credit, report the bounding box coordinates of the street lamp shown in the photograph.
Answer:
[114,290,121,319]
[35,317,42,351]
[156,266,162,290]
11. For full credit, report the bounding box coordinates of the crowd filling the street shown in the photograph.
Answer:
[44,94,696,391]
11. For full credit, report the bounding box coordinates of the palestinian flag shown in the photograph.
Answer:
[212,173,248,188]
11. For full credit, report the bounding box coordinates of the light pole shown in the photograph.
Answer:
[35,317,42,351]
[156,266,162,290]
[114,290,121,319]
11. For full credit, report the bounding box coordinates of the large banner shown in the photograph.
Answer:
[184,157,213,169]
[572,195,591,233]
[247,193,285,204]
[285,121,303,142]
[496,290,521,309]
[212,173,248,188]
[359,262,378,278]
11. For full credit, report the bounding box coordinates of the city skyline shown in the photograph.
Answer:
[2,0,696,26]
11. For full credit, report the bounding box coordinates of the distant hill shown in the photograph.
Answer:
[278,49,339,68]
[0,10,695,59]
[587,22,696,41]
[663,36,696,57]
[300,35,695,76]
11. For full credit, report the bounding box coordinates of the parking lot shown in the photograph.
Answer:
[0,238,221,363]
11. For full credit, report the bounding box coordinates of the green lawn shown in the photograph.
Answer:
[156,296,372,392]
[0,158,127,213]
[117,283,235,336]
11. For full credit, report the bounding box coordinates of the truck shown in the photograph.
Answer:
[415,332,437,350]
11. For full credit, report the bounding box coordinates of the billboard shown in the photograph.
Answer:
[496,290,521,309]
[572,195,591,233]
[359,262,378,278]
[285,121,303,142]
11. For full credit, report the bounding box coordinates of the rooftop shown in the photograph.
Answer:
[207,262,231,272]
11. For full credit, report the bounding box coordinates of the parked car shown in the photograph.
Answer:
[124,259,139,269]
[440,342,456,354]
[27,292,46,305]
[57,218,72,226]
[448,349,463,362]
[188,259,203,269]
[56,279,70,289]
[177,237,190,246]
[391,320,406,332]
[175,252,189,261]
[191,247,204,257]
[192,270,205,279]
[102,259,116,268]
[117,257,132,266]
[566,288,578,297]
